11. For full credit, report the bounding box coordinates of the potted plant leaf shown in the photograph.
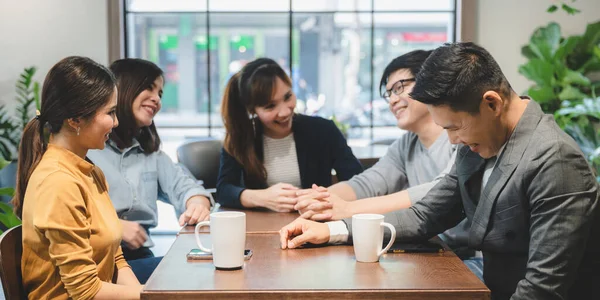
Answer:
[0,67,41,203]
[555,97,600,182]
[519,4,600,183]
[0,157,21,234]
[518,21,600,114]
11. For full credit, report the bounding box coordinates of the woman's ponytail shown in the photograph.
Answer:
[12,117,46,218]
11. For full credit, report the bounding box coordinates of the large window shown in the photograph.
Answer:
[125,0,456,143]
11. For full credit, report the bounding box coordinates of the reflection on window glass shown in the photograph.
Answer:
[292,0,372,11]
[127,13,210,127]
[127,0,208,12]
[124,0,456,143]
[371,12,453,129]
[373,0,454,11]
[209,13,290,126]
[208,0,289,11]
[292,13,371,140]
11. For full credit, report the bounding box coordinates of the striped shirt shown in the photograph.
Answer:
[263,134,302,187]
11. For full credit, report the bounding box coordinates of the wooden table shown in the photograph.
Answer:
[142,234,489,299]
[179,206,299,235]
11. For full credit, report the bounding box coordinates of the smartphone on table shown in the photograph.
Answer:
[387,241,445,253]
[187,249,253,260]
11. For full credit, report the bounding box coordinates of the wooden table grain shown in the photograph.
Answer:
[179,206,299,235]
[142,234,490,300]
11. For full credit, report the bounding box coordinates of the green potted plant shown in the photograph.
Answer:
[518,21,600,114]
[0,105,19,162]
[555,97,600,182]
[519,2,600,182]
[13,67,41,158]
[0,157,21,234]
[0,67,41,203]
[546,1,581,15]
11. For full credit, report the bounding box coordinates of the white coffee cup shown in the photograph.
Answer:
[195,211,246,269]
[352,214,396,263]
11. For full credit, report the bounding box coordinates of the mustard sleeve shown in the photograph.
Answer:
[32,172,102,300]
[115,246,130,270]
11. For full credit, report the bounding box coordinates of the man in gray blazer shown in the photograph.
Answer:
[280,42,600,300]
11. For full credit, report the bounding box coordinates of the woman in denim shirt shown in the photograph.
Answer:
[88,59,212,282]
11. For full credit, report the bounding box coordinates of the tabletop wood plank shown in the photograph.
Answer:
[142,234,490,300]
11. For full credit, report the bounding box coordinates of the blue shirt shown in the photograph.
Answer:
[88,139,212,228]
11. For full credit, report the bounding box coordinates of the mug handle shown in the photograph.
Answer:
[195,221,212,253]
[378,222,396,257]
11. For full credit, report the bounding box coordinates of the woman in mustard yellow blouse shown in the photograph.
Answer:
[12,56,143,300]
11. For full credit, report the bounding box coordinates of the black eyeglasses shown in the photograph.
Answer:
[382,78,415,102]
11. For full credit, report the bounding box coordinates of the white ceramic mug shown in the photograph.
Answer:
[352,214,396,263]
[195,211,246,269]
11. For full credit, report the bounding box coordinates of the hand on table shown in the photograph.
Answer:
[261,183,300,212]
[180,195,211,226]
[279,217,330,249]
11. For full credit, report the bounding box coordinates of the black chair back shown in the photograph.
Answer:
[176,138,223,190]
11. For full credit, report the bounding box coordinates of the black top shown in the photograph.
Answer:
[216,114,363,208]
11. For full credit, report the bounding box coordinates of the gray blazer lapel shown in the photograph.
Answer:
[469,159,517,247]
[457,148,486,205]
[468,100,544,248]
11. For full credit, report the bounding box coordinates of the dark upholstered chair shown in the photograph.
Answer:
[176,138,223,191]
[0,225,26,300]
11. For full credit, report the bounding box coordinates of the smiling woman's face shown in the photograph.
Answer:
[254,76,296,139]
[132,76,163,128]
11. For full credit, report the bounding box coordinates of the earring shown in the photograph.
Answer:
[251,114,256,135]
[76,127,80,136]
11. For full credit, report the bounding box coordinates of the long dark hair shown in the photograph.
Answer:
[221,58,292,187]
[108,58,163,154]
[12,56,117,217]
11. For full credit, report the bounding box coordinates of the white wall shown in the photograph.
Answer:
[0,0,108,108]
[475,0,600,94]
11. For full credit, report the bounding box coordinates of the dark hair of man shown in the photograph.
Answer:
[379,49,433,98]
[409,42,512,114]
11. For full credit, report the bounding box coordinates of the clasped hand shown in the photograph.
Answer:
[261,183,302,212]
[294,184,350,221]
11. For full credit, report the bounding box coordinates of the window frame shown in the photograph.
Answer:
[109,0,468,140]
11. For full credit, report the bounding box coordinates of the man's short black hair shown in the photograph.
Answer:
[409,42,512,114]
[379,50,433,98]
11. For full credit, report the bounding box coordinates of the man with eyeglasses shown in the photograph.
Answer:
[293,50,482,279]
